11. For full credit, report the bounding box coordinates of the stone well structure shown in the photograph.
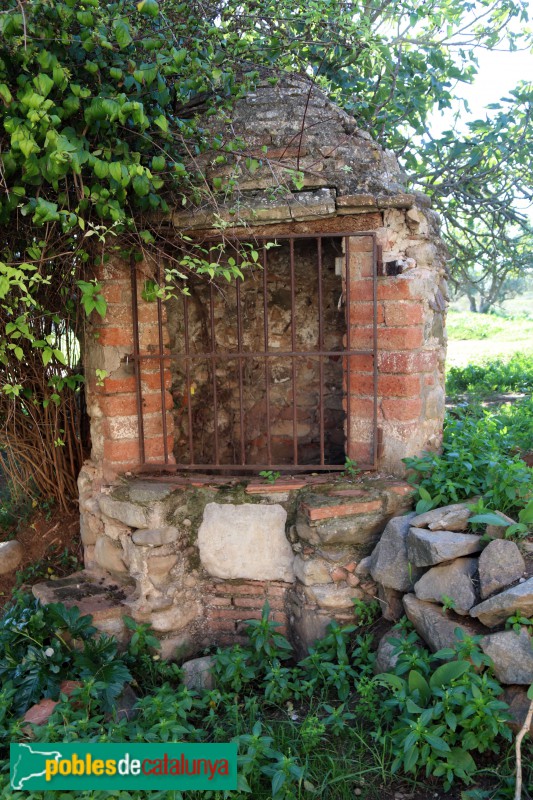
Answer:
[35,75,450,657]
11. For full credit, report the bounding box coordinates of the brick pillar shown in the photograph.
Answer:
[344,234,445,474]
[84,255,175,481]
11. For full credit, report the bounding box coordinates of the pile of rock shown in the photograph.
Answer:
[364,503,533,689]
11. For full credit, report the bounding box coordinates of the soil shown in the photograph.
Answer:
[0,506,81,609]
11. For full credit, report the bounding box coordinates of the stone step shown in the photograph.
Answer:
[32,570,133,643]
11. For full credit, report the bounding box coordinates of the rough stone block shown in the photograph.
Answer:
[198,503,294,582]
[478,539,525,599]
[413,557,478,615]
[481,629,533,685]
[403,594,478,652]
[304,583,361,610]
[181,656,216,691]
[369,512,421,591]
[293,555,332,585]
[132,528,180,547]
[470,578,533,627]
[0,540,24,574]
[411,503,472,532]
[407,528,482,567]
[94,536,127,575]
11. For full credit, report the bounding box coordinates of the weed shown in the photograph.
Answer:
[259,470,281,484]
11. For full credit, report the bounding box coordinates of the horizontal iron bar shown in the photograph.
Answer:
[197,231,378,242]
[131,350,375,361]
[137,463,375,472]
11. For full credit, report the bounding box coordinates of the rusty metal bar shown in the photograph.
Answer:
[372,235,379,469]
[344,235,351,461]
[155,259,168,464]
[132,231,379,472]
[262,244,272,465]
[317,237,325,465]
[289,239,298,465]
[130,256,145,465]
[209,280,220,466]
[182,294,195,464]
[235,271,246,465]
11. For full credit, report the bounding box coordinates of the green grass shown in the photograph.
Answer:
[447,310,533,367]
[446,352,533,397]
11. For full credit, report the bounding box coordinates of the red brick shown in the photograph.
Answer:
[141,371,172,391]
[378,327,423,351]
[377,279,415,301]
[348,326,374,350]
[346,235,374,252]
[104,439,140,462]
[223,583,266,596]
[144,436,174,459]
[210,609,263,621]
[349,302,384,325]
[303,499,382,522]
[97,327,134,347]
[378,374,421,397]
[388,482,413,496]
[383,302,424,327]
[349,252,374,278]
[345,398,374,417]
[103,282,129,304]
[378,351,437,374]
[101,304,134,326]
[207,597,233,607]
[233,596,270,608]
[266,585,289,598]
[137,302,162,324]
[103,375,137,394]
[346,441,374,462]
[349,278,374,301]
[100,394,172,417]
[208,619,236,632]
[382,397,423,421]
[349,374,375,396]
[344,353,374,372]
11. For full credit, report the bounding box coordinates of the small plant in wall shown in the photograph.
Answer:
[342,458,360,479]
[259,470,281,485]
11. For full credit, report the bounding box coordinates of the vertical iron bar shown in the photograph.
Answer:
[130,256,145,465]
[182,294,195,464]
[289,239,298,465]
[344,236,351,461]
[155,259,168,464]
[372,234,379,468]
[317,237,325,465]
[262,243,272,465]
[209,281,220,466]
[236,268,246,466]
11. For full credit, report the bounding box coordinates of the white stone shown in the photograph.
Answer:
[132,528,180,547]
[293,555,332,585]
[407,527,482,567]
[94,536,127,574]
[0,540,23,574]
[198,503,294,582]
[304,583,361,610]
[413,557,478,615]
[469,578,533,627]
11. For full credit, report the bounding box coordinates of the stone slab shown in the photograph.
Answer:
[481,629,533,685]
[407,527,482,567]
[403,593,479,652]
[470,578,533,627]
[198,503,294,582]
[478,539,525,599]
[413,557,477,615]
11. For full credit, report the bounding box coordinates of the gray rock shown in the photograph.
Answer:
[98,495,152,529]
[413,557,478,615]
[132,527,180,547]
[0,540,24,574]
[181,656,215,691]
[304,583,361,610]
[93,536,127,574]
[411,503,472,532]
[481,629,533,685]
[293,556,332,585]
[486,511,516,540]
[355,555,373,576]
[407,528,482,567]
[478,539,525,599]
[502,685,533,737]
[374,635,400,674]
[469,578,533,628]
[369,512,422,591]
[403,594,478,652]
[198,503,294,582]
[377,584,404,622]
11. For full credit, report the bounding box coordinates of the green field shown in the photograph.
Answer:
[446,306,533,367]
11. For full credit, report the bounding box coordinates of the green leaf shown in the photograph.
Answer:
[469,513,511,527]
[137,0,159,17]
[408,670,431,705]
[429,660,470,689]
[114,20,133,49]
[109,162,122,182]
